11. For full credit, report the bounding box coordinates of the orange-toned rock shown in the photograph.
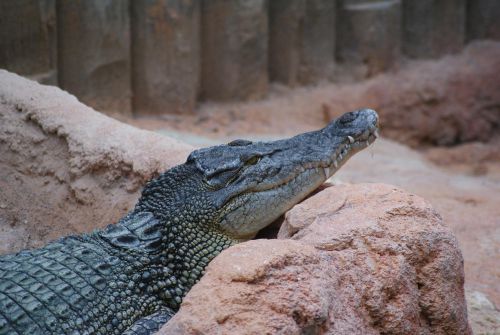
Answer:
[0,70,192,253]
[160,183,471,334]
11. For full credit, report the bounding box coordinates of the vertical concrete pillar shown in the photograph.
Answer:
[57,0,131,115]
[0,0,57,85]
[403,0,465,59]
[298,0,336,84]
[269,0,336,86]
[201,0,268,102]
[131,0,200,115]
[466,0,500,41]
[337,0,401,78]
[268,0,305,86]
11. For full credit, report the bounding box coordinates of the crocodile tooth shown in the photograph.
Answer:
[347,136,354,144]
[323,167,330,178]
[333,160,338,168]
[374,130,379,138]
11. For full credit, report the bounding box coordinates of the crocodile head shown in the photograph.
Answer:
[137,109,378,241]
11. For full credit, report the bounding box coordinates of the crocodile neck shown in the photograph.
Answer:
[96,164,234,311]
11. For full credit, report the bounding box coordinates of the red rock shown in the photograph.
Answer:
[160,183,471,334]
[0,70,192,253]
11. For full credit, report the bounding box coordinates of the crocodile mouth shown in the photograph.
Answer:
[320,127,379,179]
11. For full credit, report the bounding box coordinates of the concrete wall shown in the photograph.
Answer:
[403,0,465,59]
[466,0,500,41]
[0,0,499,116]
[337,0,401,78]
[131,0,200,115]
[200,0,268,102]
[0,0,57,85]
[57,0,131,115]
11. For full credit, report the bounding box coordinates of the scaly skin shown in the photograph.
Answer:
[0,109,378,334]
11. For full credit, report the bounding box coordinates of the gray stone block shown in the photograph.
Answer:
[269,0,336,86]
[337,0,402,78]
[131,0,200,115]
[466,0,500,41]
[57,0,131,114]
[0,0,57,85]
[403,0,465,59]
[269,0,305,86]
[298,0,336,84]
[201,0,268,101]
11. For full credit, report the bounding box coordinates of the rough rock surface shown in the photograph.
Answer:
[0,70,192,253]
[160,183,471,335]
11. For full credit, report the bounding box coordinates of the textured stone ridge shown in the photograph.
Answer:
[160,183,471,335]
[0,70,192,253]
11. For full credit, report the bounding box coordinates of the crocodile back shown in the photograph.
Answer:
[0,237,127,334]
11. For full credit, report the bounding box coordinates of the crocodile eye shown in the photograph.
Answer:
[246,156,260,165]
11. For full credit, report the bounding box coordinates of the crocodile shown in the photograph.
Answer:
[0,109,378,335]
